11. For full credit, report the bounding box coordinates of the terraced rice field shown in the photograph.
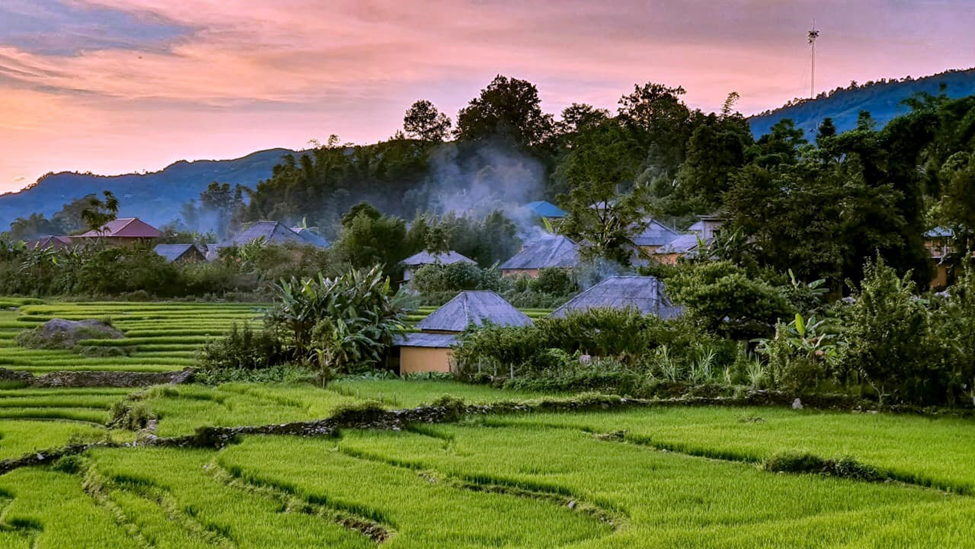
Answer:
[1,298,974,547]
[0,383,972,548]
[0,298,551,376]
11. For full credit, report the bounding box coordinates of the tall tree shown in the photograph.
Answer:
[403,100,452,142]
[455,75,555,151]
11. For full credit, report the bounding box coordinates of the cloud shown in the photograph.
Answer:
[0,0,972,193]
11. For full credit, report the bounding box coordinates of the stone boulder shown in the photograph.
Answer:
[16,319,124,350]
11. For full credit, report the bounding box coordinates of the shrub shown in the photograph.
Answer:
[197,323,288,371]
[265,266,408,374]
[192,364,314,385]
[109,401,157,431]
[761,452,883,481]
[843,257,931,404]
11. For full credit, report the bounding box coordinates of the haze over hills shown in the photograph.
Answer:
[748,68,975,137]
[3,68,975,230]
[0,149,297,229]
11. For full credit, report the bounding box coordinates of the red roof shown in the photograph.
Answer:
[78,218,162,239]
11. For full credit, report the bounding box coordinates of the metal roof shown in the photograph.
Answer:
[416,291,533,332]
[655,234,703,254]
[292,228,330,248]
[925,227,954,238]
[227,221,310,247]
[525,201,567,218]
[401,250,476,267]
[394,332,458,348]
[549,276,682,320]
[78,218,162,238]
[24,235,73,250]
[631,220,680,247]
[154,244,205,263]
[500,235,580,270]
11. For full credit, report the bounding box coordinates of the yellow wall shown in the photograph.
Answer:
[400,347,453,374]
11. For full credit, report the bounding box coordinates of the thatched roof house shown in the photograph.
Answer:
[154,244,206,264]
[76,218,161,244]
[500,235,580,277]
[226,221,326,248]
[395,291,532,374]
[550,276,682,320]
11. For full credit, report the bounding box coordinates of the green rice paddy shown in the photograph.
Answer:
[0,297,973,546]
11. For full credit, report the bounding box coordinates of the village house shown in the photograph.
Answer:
[75,218,162,245]
[225,221,328,248]
[400,250,476,282]
[550,275,683,320]
[153,244,207,264]
[392,291,532,374]
[23,235,74,250]
[631,219,681,256]
[524,200,567,225]
[291,227,330,248]
[500,235,580,278]
[925,227,956,289]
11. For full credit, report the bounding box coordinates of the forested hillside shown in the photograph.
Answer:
[749,68,975,136]
[0,148,295,228]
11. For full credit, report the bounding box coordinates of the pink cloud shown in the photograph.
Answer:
[1,0,972,193]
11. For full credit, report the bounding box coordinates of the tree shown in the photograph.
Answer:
[617,82,695,175]
[403,100,452,142]
[4,213,62,241]
[334,209,409,272]
[558,103,610,136]
[672,113,752,214]
[455,75,555,151]
[80,191,119,234]
[424,222,451,254]
[667,261,793,339]
[553,119,649,265]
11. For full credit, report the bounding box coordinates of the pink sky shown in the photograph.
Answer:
[1,0,972,193]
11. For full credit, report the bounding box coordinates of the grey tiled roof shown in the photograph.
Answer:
[401,250,476,267]
[549,276,683,320]
[417,291,533,332]
[500,235,580,270]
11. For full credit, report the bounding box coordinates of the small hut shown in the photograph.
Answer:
[394,291,532,374]
[550,276,682,320]
[154,244,206,264]
[75,218,161,245]
[500,235,580,278]
[400,250,476,282]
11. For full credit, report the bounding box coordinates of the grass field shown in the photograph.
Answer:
[1,297,974,546]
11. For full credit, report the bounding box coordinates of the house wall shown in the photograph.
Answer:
[501,269,540,278]
[400,347,453,374]
[653,253,681,266]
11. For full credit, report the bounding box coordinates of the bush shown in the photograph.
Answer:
[761,452,883,481]
[109,401,157,431]
[843,257,932,404]
[192,364,315,385]
[197,323,288,371]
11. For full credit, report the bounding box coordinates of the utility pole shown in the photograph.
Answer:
[808,21,820,99]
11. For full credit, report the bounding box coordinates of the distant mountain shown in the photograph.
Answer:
[0,148,296,229]
[749,68,975,138]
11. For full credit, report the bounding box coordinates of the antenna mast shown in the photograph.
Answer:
[808,21,820,99]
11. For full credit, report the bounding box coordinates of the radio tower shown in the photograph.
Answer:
[808,21,820,99]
